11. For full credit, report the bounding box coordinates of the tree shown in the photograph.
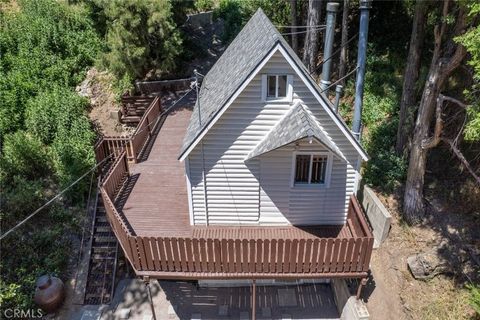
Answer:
[97,0,182,80]
[338,0,349,84]
[290,0,298,53]
[395,0,428,155]
[303,0,323,75]
[403,1,468,224]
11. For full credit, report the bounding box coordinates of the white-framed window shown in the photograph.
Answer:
[291,152,332,187]
[261,74,293,102]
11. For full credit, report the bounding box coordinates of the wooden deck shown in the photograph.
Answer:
[121,106,192,237]
[98,103,374,279]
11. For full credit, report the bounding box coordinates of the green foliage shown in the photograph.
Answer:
[0,0,101,137]
[467,284,480,316]
[0,0,100,310]
[0,131,51,182]
[360,51,407,192]
[51,114,95,197]
[455,3,480,142]
[195,0,215,12]
[25,87,88,144]
[214,0,290,42]
[214,0,245,42]
[96,0,182,79]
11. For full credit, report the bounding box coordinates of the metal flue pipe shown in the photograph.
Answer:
[320,2,340,95]
[352,0,372,140]
[334,85,343,113]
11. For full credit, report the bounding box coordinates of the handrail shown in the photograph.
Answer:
[93,96,162,165]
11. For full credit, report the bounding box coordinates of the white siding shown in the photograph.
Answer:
[187,50,360,226]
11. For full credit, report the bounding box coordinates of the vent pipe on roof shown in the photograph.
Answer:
[334,85,343,113]
[320,2,339,95]
[352,0,372,140]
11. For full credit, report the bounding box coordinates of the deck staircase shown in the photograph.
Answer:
[84,192,119,305]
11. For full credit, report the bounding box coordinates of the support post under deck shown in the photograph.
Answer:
[144,276,157,320]
[356,277,368,300]
[252,279,257,320]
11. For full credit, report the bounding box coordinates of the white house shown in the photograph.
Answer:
[179,9,368,227]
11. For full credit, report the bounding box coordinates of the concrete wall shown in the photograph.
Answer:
[358,185,392,248]
[331,279,369,320]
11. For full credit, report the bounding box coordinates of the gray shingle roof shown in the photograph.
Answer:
[178,8,368,161]
[246,103,345,160]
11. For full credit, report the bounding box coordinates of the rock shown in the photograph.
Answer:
[407,253,451,280]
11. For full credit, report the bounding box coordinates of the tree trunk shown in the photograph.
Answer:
[303,0,322,75]
[338,0,349,84]
[395,0,427,155]
[403,2,466,225]
[290,0,298,53]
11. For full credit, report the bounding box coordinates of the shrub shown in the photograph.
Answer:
[97,0,182,79]
[51,115,95,199]
[195,0,215,12]
[25,87,88,145]
[0,131,51,182]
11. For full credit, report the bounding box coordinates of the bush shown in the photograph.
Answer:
[0,131,51,182]
[97,0,182,79]
[25,87,88,145]
[0,0,101,137]
[195,0,215,12]
[51,115,95,199]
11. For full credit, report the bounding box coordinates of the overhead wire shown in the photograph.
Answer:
[281,27,326,36]
[0,85,195,241]
[310,34,358,77]
[319,66,358,94]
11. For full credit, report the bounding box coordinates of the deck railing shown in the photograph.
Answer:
[99,153,374,279]
[94,96,162,165]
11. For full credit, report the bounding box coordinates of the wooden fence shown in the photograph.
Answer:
[94,96,162,165]
[120,95,155,124]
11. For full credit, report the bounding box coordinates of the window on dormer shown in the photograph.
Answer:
[292,152,332,187]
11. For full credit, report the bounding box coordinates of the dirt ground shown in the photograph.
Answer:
[365,187,479,320]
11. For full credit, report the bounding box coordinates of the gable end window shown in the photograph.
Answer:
[262,74,293,102]
[292,152,332,187]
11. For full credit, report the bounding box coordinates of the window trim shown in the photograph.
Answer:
[290,151,333,188]
[261,74,293,103]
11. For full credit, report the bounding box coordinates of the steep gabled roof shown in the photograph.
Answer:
[178,8,368,161]
[246,103,345,160]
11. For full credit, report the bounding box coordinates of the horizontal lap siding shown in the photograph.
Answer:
[188,51,359,226]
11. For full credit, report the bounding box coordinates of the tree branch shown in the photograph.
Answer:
[441,138,480,185]
[439,94,469,109]
[422,95,444,149]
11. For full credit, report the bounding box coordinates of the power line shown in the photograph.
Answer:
[276,24,326,28]
[319,66,358,94]
[311,34,358,76]
[0,86,195,241]
[0,155,113,241]
[281,27,326,36]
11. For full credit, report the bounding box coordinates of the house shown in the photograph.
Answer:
[97,7,373,310]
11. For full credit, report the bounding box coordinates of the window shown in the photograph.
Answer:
[292,153,331,186]
[262,74,292,102]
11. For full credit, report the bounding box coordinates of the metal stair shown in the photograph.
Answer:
[84,193,119,305]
